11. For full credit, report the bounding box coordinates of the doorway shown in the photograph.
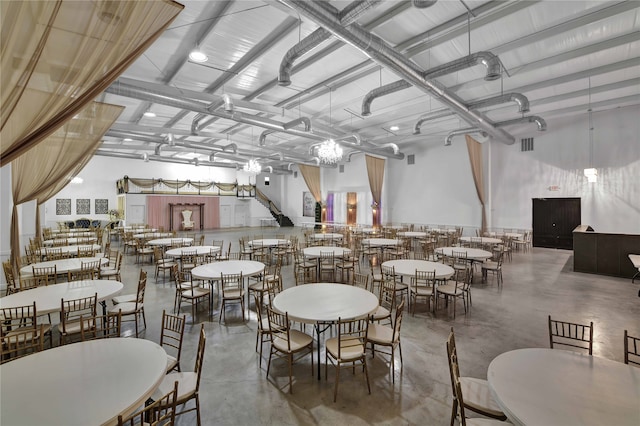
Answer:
[532,198,581,249]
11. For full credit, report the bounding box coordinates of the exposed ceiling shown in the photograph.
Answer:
[98,0,640,173]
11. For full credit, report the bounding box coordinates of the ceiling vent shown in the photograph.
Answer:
[407,154,415,165]
[521,137,534,152]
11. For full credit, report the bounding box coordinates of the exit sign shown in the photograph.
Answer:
[548,185,560,191]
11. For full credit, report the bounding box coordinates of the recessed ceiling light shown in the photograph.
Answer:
[189,48,208,63]
[389,125,399,131]
[71,177,83,184]
[123,138,132,142]
[143,111,156,118]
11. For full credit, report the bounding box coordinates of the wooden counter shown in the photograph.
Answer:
[573,225,640,279]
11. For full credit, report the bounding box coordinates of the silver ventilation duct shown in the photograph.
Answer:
[413,110,455,134]
[191,99,224,134]
[413,0,438,8]
[444,128,486,146]
[362,80,411,116]
[106,78,404,159]
[281,0,512,144]
[495,115,547,131]
[279,28,331,86]
[413,93,532,135]
[469,93,529,113]
[278,0,382,86]
[425,51,501,81]
[260,117,312,145]
[362,51,503,116]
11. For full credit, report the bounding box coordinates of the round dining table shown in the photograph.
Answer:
[147,237,193,247]
[42,236,98,247]
[191,260,265,280]
[133,232,174,239]
[273,283,379,379]
[460,236,503,245]
[49,230,95,238]
[362,238,401,247]
[303,246,352,280]
[248,238,289,247]
[382,259,455,280]
[34,244,102,260]
[0,338,167,426]
[0,279,123,316]
[435,247,493,261]
[504,232,523,239]
[397,231,427,238]
[165,245,220,258]
[20,256,109,277]
[488,348,640,426]
[310,233,343,241]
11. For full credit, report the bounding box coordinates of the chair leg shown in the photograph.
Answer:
[333,362,340,402]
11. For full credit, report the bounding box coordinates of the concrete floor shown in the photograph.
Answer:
[111,227,639,425]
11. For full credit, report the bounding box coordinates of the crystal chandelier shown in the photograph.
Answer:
[317,139,343,164]
[243,159,261,174]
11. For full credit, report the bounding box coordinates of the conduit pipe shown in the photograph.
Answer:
[259,117,312,145]
[273,0,510,143]
[362,51,503,116]
[278,0,382,86]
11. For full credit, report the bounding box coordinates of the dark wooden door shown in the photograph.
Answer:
[532,198,581,249]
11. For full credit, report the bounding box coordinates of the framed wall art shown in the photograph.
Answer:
[56,199,71,215]
[76,199,90,215]
[303,191,315,217]
[95,199,109,214]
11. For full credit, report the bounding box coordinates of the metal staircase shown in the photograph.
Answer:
[255,189,294,227]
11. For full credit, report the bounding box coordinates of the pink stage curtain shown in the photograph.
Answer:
[146,196,220,231]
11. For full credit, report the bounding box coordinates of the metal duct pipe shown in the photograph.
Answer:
[220,143,238,153]
[278,0,382,86]
[413,0,438,8]
[368,142,399,154]
[279,28,331,86]
[413,93,531,134]
[106,79,405,158]
[345,150,360,162]
[265,166,273,173]
[260,115,313,146]
[191,99,224,134]
[424,51,501,81]
[495,115,547,131]
[335,133,361,145]
[283,117,312,131]
[222,94,234,112]
[445,128,487,146]
[413,110,454,134]
[362,51,502,116]
[280,1,513,143]
[469,93,530,113]
[94,149,240,169]
[362,80,411,116]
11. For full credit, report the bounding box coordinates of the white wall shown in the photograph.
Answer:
[490,104,640,234]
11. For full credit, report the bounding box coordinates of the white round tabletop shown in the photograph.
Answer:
[133,232,173,239]
[165,245,220,258]
[488,348,640,426]
[435,247,493,260]
[0,280,123,315]
[48,230,95,238]
[302,246,351,258]
[361,228,379,234]
[147,237,193,246]
[35,244,102,258]
[311,233,343,240]
[0,338,167,426]
[248,239,289,247]
[52,228,93,234]
[460,236,503,245]
[504,232,523,239]
[382,259,455,279]
[191,260,265,280]
[20,256,109,276]
[273,283,379,324]
[42,236,98,246]
[362,238,401,247]
[397,231,427,238]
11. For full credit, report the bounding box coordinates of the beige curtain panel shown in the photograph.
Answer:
[365,154,385,206]
[128,178,158,189]
[10,102,123,267]
[465,135,487,233]
[297,164,322,203]
[1,0,184,165]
